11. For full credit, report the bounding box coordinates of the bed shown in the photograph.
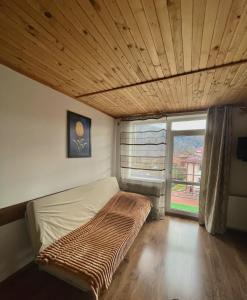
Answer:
[26,177,151,299]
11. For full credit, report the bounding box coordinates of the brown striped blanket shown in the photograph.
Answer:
[36,191,151,299]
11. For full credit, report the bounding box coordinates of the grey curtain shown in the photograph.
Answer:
[119,118,167,220]
[199,106,232,234]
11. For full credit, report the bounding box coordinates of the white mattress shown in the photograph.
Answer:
[26,177,120,254]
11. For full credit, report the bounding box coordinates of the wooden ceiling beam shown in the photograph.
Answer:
[77,59,247,98]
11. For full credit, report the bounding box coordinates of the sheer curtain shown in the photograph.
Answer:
[119,117,167,220]
[199,106,232,234]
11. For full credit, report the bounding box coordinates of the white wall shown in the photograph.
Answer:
[227,107,247,231]
[229,107,247,196]
[0,219,33,282]
[0,64,115,281]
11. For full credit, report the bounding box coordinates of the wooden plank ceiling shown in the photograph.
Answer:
[0,0,247,117]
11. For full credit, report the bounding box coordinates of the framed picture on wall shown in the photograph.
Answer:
[67,111,91,158]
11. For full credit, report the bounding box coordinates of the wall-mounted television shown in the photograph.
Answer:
[237,137,247,161]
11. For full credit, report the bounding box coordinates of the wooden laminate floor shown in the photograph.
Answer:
[1,217,247,300]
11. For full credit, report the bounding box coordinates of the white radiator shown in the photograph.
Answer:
[227,195,247,231]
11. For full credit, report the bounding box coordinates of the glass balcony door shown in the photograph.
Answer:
[166,117,206,217]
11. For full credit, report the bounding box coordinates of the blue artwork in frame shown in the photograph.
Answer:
[67,111,91,158]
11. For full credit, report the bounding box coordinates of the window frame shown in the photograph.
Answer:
[165,113,207,218]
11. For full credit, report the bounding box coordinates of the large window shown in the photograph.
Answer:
[119,113,206,217]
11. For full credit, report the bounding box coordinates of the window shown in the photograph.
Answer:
[166,114,207,216]
[119,113,207,217]
[172,119,206,131]
[120,119,166,181]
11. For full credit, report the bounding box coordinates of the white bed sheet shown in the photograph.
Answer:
[26,177,120,254]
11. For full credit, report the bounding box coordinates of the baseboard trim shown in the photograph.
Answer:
[227,227,247,235]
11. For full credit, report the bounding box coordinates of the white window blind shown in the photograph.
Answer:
[120,118,167,181]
